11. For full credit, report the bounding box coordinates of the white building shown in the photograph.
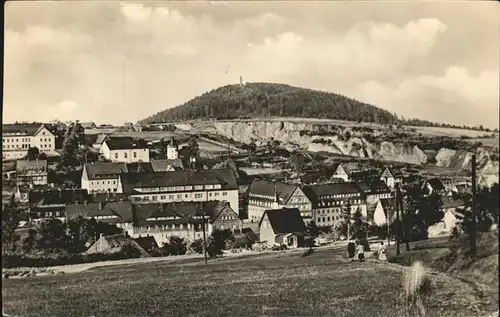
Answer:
[81,162,128,194]
[247,180,312,223]
[166,137,179,160]
[303,182,367,228]
[118,169,239,213]
[2,124,56,161]
[101,138,150,163]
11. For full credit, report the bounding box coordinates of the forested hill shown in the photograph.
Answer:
[140,82,399,125]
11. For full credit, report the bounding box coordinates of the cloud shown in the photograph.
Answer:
[355,67,499,127]
[3,2,498,128]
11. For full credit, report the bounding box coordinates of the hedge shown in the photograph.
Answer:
[2,251,140,269]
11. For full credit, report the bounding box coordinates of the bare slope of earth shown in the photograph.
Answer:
[177,119,498,184]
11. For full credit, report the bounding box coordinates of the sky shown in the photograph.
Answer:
[3,1,499,128]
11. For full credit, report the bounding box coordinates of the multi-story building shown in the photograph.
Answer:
[2,124,56,160]
[101,138,150,163]
[303,182,367,228]
[355,180,393,206]
[118,169,239,213]
[65,200,242,245]
[27,188,89,223]
[16,160,48,187]
[247,179,312,223]
[81,160,186,194]
[81,162,128,194]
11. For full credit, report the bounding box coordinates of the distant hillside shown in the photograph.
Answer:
[140,83,399,125]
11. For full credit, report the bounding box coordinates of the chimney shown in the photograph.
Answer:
[240,76,243,86]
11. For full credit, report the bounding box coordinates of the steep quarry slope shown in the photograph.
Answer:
[181,120,499,181]
[199,121,429,165]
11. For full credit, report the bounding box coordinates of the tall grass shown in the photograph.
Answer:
[403,261,432,317]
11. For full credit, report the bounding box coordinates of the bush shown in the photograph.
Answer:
[271,244,288,251]
[190,239,204,254]
[162,236,188,256]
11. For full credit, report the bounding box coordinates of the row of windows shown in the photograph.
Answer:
[317,216,341,223]
[138,184,222,192]
[114,152,138,159]
[318,200,363,207]
[91,180,117,185]
[133,192,228,201]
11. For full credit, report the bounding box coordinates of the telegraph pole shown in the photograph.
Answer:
[201,203,208,265]
[398,186,410,252]
[471,154,477,258]
[395,184,400,256]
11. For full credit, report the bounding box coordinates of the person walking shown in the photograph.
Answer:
[378,241,387,261]
[347,239,356,261]
[357,240,365,262]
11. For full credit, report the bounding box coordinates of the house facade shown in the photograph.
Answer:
[101,138,150,163]
[247,180,312,223]
[380,167,404,191]
[2,124,56,160]
[81,163,128,194]
[118,169,239,213]
[355,180,393,206]
[28,188,89,223]
[303,182,367,228]
[16,160,48,187]
[258,208,307,248]
[129,201,242,245]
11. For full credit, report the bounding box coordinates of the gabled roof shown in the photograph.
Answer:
[94,134,109,145]
[379,198,397,211]
[355,180,391,195]
[248,179,298,204]
[303,182,361,199]
[86,233,150,257]
[2,124,49,136]
[28,188,89,206]
[90,192,129,203]
[259,208,306,235]
[133,236,159,250]
[339,162,362,174]
[120,170,238,194]
[84,162,128,180]
[101,201,134,223]
[384,167,404,178]
[150,159,184,172]
[65,203,102,220]
[131,201,234,227]
[126,162,154,173]
[103,138,148,150]
[16,160,48,173]
[427,178,446,191]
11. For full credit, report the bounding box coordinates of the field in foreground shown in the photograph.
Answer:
[2,246,496,317]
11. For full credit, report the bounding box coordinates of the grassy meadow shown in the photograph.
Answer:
[2,245,496,317]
